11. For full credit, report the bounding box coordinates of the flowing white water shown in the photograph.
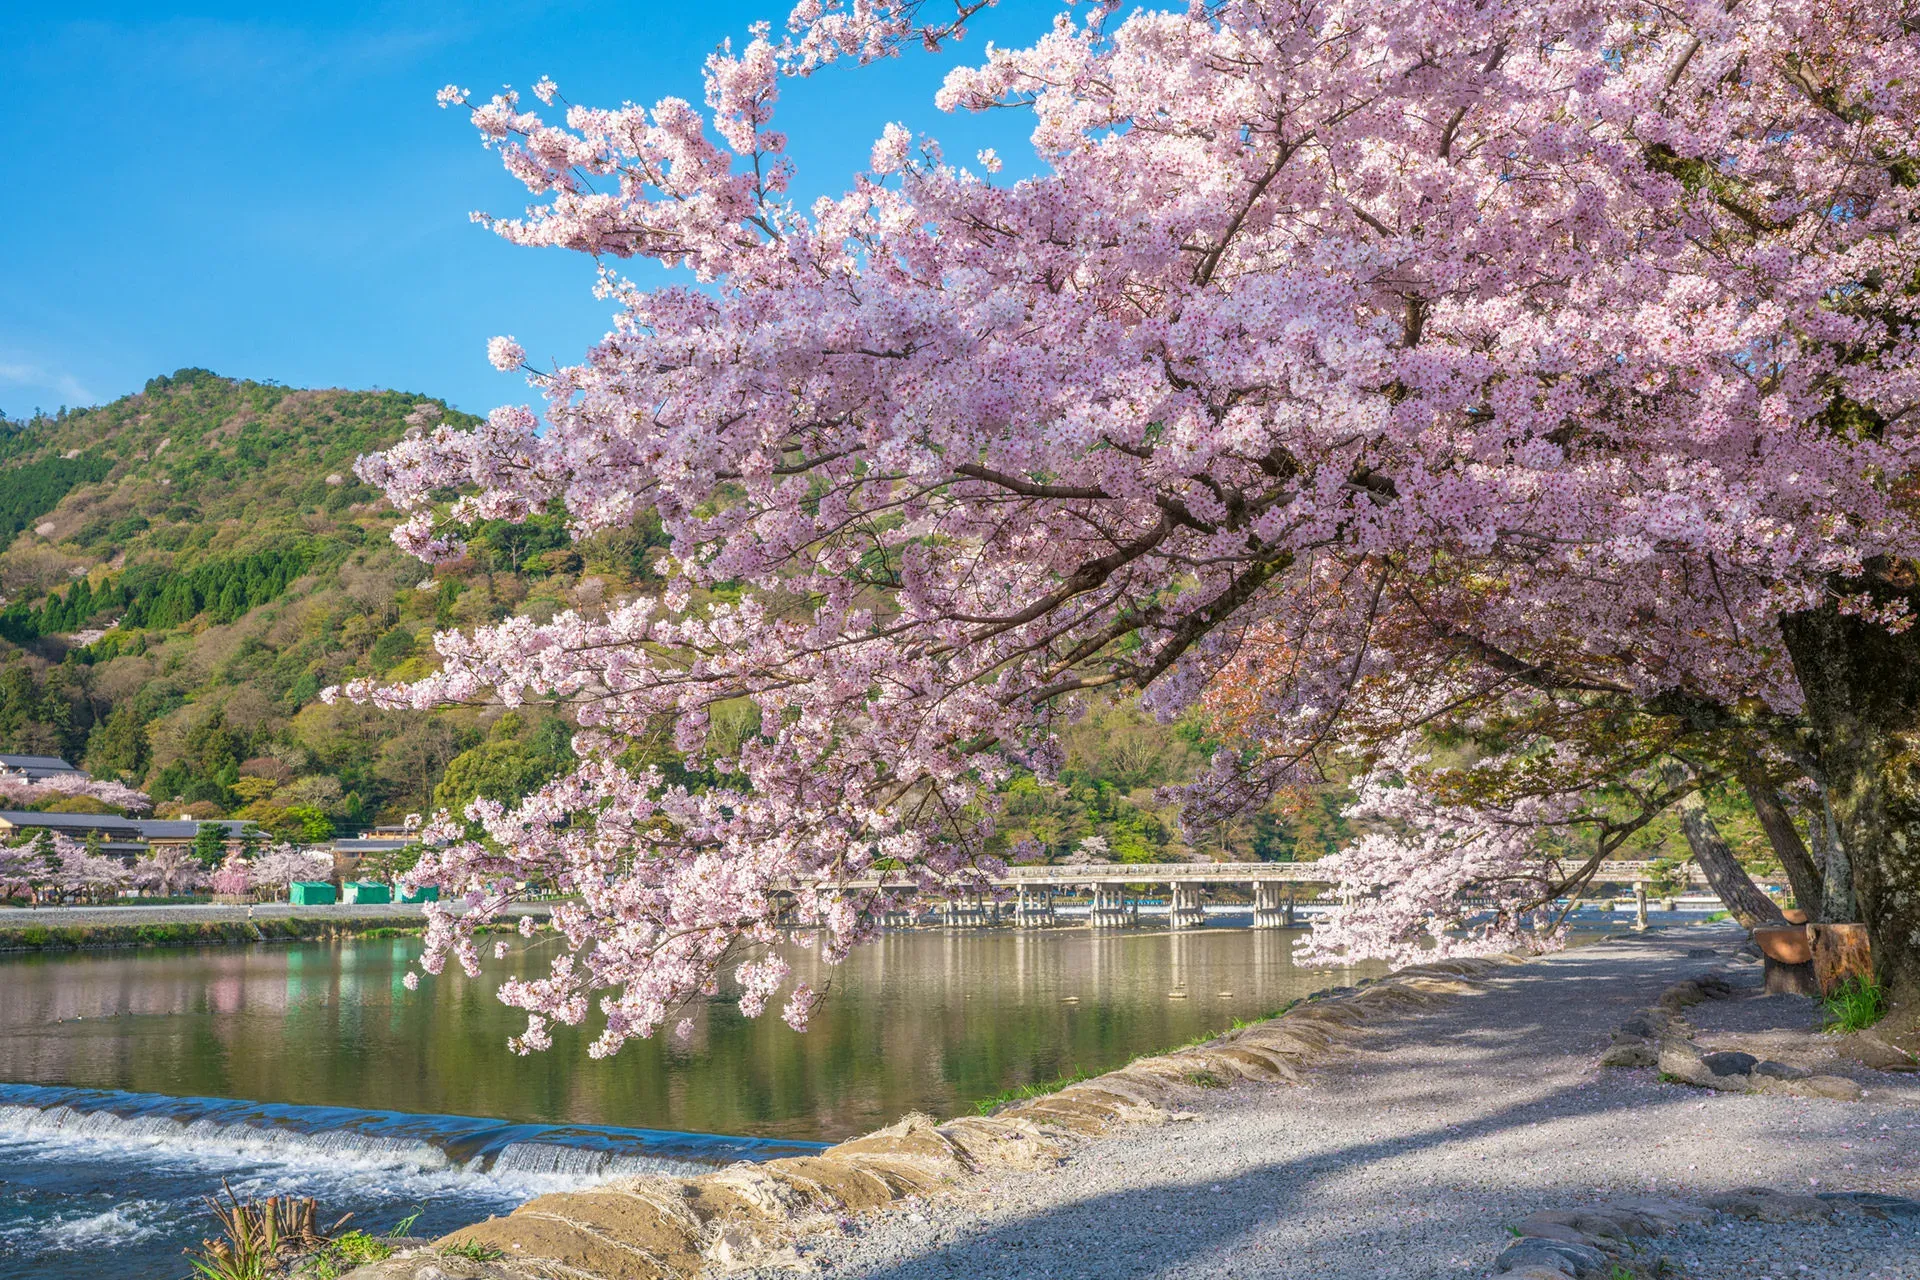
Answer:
[0,1084,825,1279]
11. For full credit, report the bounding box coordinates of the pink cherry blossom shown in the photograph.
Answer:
[351,0,1920,1048]
[209,851,253,897]
[249,844,334,890]
[0,770,152,813]
[130,847,208,897]
[486,335,526,372]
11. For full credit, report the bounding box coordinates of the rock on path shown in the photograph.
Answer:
[748,925,1920,1280]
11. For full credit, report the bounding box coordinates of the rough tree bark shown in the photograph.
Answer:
[1676,790,1789,930]
[1781,579,1920,997]
[1734,761,1825,919]
[1815,791,1858,924]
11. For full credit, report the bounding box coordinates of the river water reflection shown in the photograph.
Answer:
[0,923,1376,1141]
[0,924,1385,1277]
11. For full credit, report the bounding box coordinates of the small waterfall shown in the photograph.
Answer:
[0,1083,825,1181]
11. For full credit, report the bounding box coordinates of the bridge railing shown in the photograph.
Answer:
[838,859,1711,889]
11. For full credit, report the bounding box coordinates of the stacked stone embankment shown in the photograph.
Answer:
[339,928,1920,1280]
[342,958,1518,1279]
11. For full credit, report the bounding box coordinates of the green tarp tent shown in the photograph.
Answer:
[289,881,336,906]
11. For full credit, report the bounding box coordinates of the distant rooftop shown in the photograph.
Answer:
[0,810,143,835]
[0,812,259,841]
[0,755,84,780]
[135,818,258,840]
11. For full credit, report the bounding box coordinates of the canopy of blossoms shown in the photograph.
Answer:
[249,845,336,891]
[339,0,1920,1051]
[0,834,130,902]
[130,847,208,898]
[0,771,152,814]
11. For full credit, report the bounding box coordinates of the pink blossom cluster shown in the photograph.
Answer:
[350,0,1920,1050]
[0,770,152,813]
[130,847,208,897]
[1292,741,1577,969]
[0,834,131,901]
[248,844,335,890]
[209,852,253,897]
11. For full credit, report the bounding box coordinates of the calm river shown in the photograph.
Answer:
[0,921,1375,1277]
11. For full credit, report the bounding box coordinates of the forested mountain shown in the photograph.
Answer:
[0,370,634,839]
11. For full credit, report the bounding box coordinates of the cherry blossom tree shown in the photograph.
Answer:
[342,0,1920,1049]
[0,842,39,901]
[1063,836,1112,866]
[209,851,254,898]
[131,847,209,898]
[248,845,335,896]
[15,832,129,903]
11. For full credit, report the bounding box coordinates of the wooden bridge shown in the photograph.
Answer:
[839,859,1713,930]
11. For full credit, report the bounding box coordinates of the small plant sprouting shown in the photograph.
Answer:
[1822,975,1888,1033]
[441,1240,507,1262]
[184,1183,344,1280]
[299,1231,396,1279]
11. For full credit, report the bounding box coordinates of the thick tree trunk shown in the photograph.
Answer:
[1735,763,1824,918]
[1676,790,1789,930]
[1781,589,1920,997]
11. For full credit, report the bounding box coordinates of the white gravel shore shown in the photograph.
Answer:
[748,925,1920,1280]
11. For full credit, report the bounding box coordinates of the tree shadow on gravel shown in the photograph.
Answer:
[825,931,1877,1280]
[829,1086,1671,1280]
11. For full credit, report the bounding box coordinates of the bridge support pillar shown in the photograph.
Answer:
[1253,881,1290,929]
[946,894,988,927]
[1015,886,1054,927]
[1091,885,1129,929]
[1169,882,1206,930]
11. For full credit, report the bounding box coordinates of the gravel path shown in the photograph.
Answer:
[761,925,1920,1280]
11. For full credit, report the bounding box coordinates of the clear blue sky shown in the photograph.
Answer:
[1,0,1051,421]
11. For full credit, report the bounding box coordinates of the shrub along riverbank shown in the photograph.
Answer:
[0,914,438,953]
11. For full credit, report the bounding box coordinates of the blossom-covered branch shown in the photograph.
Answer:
[347,0,1920,1048]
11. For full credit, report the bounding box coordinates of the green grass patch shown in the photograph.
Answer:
[0,915,440,954]
[440,1240,505,1262]
[296,1231,394,1279]
[1822,975,1888,1033]
[295,1211,421,1279]
[972,1069,1094,1115]
[1172,1002,1298,1052]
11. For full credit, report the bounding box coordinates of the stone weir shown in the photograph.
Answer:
[342,956,1520,1279]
